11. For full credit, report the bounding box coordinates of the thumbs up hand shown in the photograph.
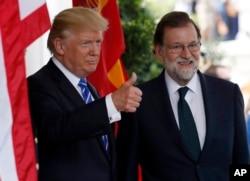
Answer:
[111,72,142,112]
[126,72,137,86]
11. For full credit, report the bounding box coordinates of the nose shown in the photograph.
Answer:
[89,42,101,52]
[181,46,192,58]
[89,43,101,57]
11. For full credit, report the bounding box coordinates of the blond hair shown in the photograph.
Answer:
[47,7,108,54]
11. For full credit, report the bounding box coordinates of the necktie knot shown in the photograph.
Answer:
[78,78,93,104]
[178,86,189,99]
[78,78,87,87]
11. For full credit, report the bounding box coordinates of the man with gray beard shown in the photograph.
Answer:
[116,11,249,181]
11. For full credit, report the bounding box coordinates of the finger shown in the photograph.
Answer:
[126,72,137,86]
[125,107,136,113]
[134,88,142,96]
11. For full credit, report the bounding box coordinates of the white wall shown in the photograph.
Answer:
[25,0,72,77]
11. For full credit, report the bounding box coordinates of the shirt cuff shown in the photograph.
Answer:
[105,93,121,123]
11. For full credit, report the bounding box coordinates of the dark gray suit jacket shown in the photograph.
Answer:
[116,70,249,181]
[28,59,117,181]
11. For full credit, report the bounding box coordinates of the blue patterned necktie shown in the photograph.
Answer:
[178,86,201,161]
[78,78,93,104]
[78,78,109,155]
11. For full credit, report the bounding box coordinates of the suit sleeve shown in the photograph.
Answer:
[233,84,250,163]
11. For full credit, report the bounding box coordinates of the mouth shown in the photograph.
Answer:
[87,60,98,64]
[178,60,193,65]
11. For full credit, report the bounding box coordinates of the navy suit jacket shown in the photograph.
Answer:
[116,70,249,181]
[28,59,117,181]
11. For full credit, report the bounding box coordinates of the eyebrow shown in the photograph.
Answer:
[170,41,199,45]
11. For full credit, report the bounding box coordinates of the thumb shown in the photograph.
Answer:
[126,72,137,86]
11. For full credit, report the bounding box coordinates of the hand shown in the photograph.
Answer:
[111,72,142,112]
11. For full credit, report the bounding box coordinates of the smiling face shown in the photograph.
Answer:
[53,30,103,78]
[154,23,200,86]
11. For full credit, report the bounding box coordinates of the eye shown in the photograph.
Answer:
[95,40,102,46]
[189,43,197,48]
[82,40,92,47]
[172,45,183,50]
[188,43,200,51]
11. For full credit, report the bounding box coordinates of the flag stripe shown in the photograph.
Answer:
[0,1,29,180]
[18,0,46,20]
[107,59,127,88]
[2,5,38,180]
[0,0,50,180]
[89,0,126,96]
[21,3,51,47]
[0,30,19,181]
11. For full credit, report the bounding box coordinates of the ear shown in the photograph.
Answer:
[54,38,64,55]
[154,44,164,62]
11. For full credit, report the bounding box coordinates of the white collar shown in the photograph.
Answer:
[164,70,200,95]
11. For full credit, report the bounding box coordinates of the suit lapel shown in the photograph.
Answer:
[149,71,186,152]
[197,71,217,159]
[46,60,89,108]
[87,82,99,100]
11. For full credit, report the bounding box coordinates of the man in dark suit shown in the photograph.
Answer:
[27,7,142,181]
[116,11,249,181]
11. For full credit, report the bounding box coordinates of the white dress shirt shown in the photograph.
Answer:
[165,71,206,149]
